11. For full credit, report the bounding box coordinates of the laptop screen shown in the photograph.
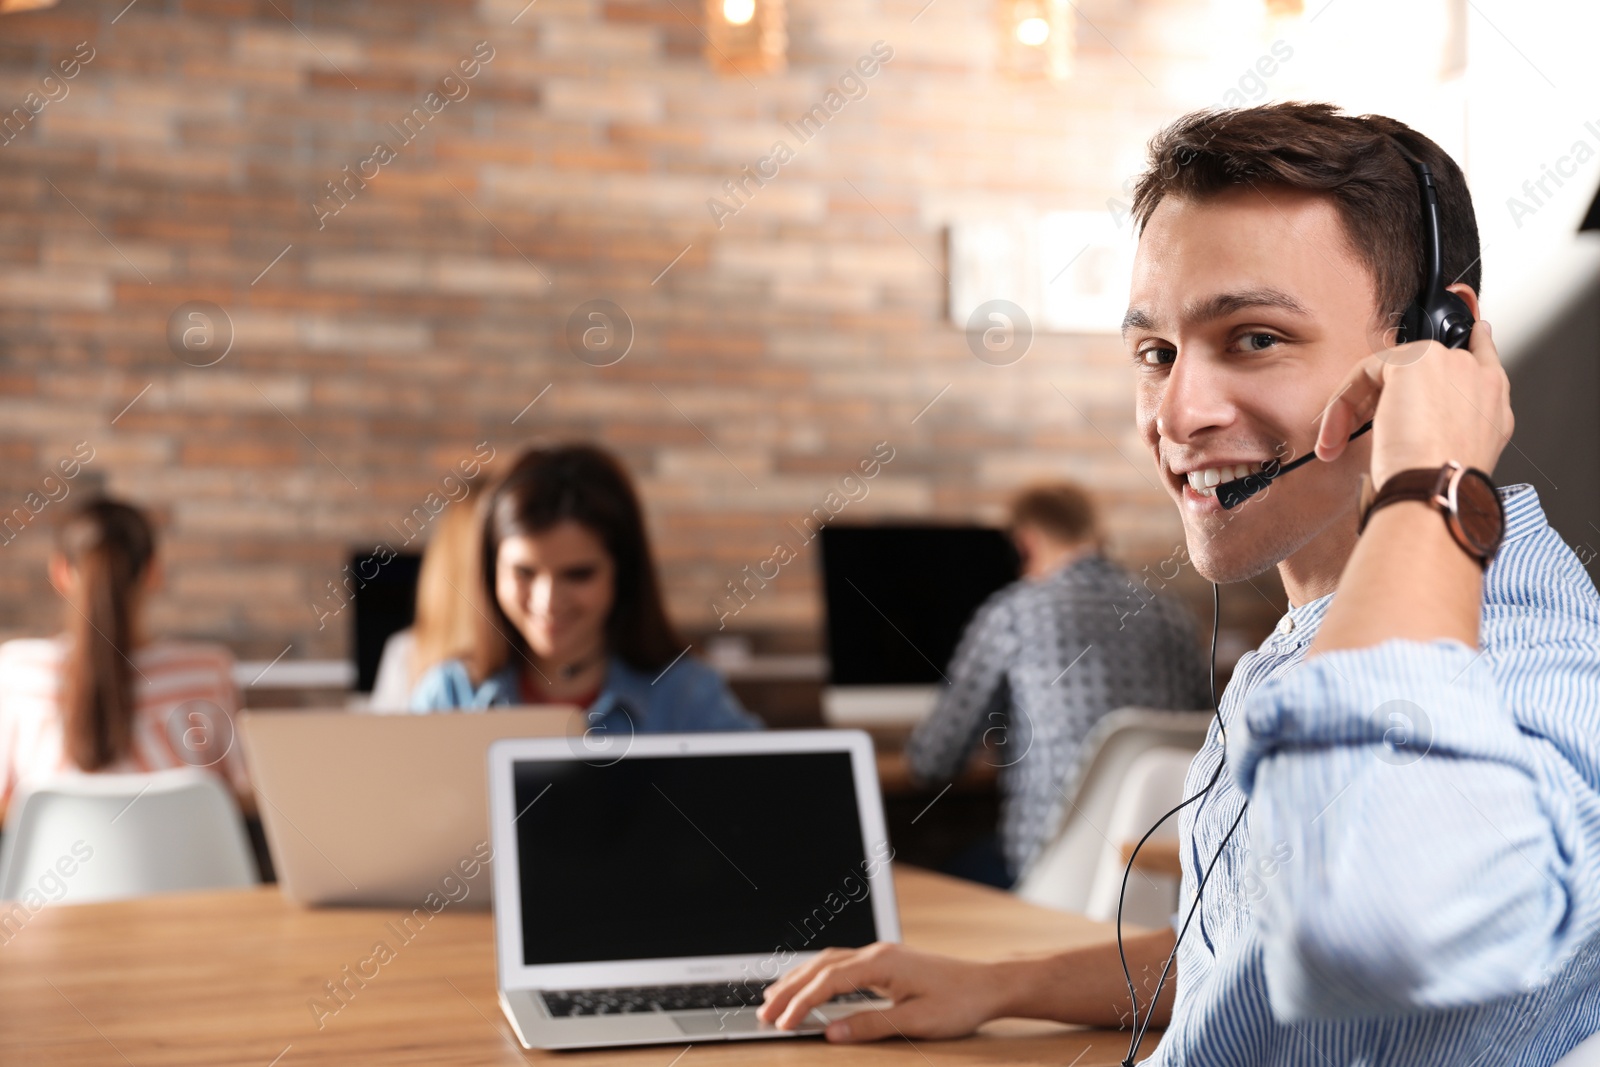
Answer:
[511,751,880,966]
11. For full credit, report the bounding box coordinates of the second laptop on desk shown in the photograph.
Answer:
[239,707,582,907]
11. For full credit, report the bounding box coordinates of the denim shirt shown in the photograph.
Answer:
[407,652,762,736]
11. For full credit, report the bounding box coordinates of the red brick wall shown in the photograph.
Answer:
[0,0,1282,661]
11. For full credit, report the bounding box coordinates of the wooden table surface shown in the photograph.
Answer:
[0,865,1161,1066]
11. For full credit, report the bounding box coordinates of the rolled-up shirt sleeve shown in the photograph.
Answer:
[1227,634,1600,1022]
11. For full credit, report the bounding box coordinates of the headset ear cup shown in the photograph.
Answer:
[1397,295,1474,349]
[1395,302,1427,347]
[1437,290,1476,350]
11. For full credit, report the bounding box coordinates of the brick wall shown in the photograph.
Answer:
[0,0,1285,663]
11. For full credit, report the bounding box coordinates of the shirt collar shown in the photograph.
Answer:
[1040,550,1105,581]
[1265,481,1544,648]
[586,655,647,723]
[1270,589,1336,646]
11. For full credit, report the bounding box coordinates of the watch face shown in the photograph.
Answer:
[1451,469,1505,557]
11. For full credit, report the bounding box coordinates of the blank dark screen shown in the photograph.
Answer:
[512,752,880,966]
[821,525,1020,685]
[348,549,422,692]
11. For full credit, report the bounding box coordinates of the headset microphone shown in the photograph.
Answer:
[1213,153,1475,511]
[1214,420,1373,509]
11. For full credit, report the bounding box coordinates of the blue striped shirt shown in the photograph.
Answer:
[1153,483,1600,1064]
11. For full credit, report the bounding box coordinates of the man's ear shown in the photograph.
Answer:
[1011,526,1037,571]
[1444,283,1480,321]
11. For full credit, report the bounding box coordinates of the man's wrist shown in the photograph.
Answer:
[1360,462,1503,568]
[1362,494,1487,572]
[983,957,1035,1021]
[1312,496,1484,656]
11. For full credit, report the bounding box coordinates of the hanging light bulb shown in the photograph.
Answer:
[705,0,786,74]
[1001,0,1073,81]
[1016,16,1050,46]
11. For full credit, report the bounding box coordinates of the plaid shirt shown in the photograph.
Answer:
[905,552,1212,877]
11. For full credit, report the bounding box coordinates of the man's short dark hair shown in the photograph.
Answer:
[1129,101,1481,334]
[1009,482,1100,548]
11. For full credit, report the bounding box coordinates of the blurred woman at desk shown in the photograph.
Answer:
[367,475,488,710]
[0,498,249,820]
[409,443,760,734]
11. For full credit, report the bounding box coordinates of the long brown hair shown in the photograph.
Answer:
[468,444,681,683]
[409,477,487,689]
[54,498,155,771]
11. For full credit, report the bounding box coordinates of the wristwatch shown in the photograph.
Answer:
[1358,461,1505,568]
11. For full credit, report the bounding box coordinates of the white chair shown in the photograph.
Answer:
[1081,745,1198,926]
[0,768,257,904]
[1014,708,1211,924]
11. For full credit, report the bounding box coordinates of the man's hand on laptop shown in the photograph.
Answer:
[759,926,1183,1042]
[758,943,1001,1042]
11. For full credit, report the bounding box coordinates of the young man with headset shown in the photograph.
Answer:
[759,101,1600,1063]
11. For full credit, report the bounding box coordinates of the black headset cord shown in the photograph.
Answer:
[1116,580,1249,1066]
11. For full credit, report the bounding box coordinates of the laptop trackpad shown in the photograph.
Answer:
[673,1009,818,1036]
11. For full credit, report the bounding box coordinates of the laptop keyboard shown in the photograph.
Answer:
[540,981,876,1017]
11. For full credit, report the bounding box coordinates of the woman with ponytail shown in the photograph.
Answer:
[0,498,248,820]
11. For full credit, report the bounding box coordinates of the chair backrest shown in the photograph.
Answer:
[0,768,257,905]
[1013,708,1211,916]
[1082,746,1197,926]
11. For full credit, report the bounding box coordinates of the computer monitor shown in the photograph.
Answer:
[349,548,423,692]
[818,524,1019,727]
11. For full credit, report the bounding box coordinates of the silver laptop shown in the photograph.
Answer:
[487,730,899,1049]
[240,708,579,907]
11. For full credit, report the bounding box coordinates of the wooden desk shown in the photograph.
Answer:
[874,750,998,796]
[0,866,1161,1065]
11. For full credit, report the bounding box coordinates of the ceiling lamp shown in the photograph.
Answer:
[1002,0,1073,82]
[705,0,786,75]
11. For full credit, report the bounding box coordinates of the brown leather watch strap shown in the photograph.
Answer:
[1358,466,1451,535]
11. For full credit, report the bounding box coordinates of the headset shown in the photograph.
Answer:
[1115,137,1476,1066]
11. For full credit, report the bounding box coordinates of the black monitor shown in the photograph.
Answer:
[349,549,423,692]
[819,525,1020,686]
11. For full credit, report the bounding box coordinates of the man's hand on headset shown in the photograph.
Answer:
[1312,317,1512,488]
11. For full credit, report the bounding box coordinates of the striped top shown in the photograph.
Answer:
[0,636,248,808]
[1152,483,1600,1063]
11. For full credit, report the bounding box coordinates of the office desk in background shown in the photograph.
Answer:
[3,866,1162,1066]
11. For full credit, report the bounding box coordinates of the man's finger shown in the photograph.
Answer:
[825,1003,911,1043]
[776,964,877,1030]
[1466,318,1500,369]
[760,955,836,1021]
[1316,356,1384,461]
